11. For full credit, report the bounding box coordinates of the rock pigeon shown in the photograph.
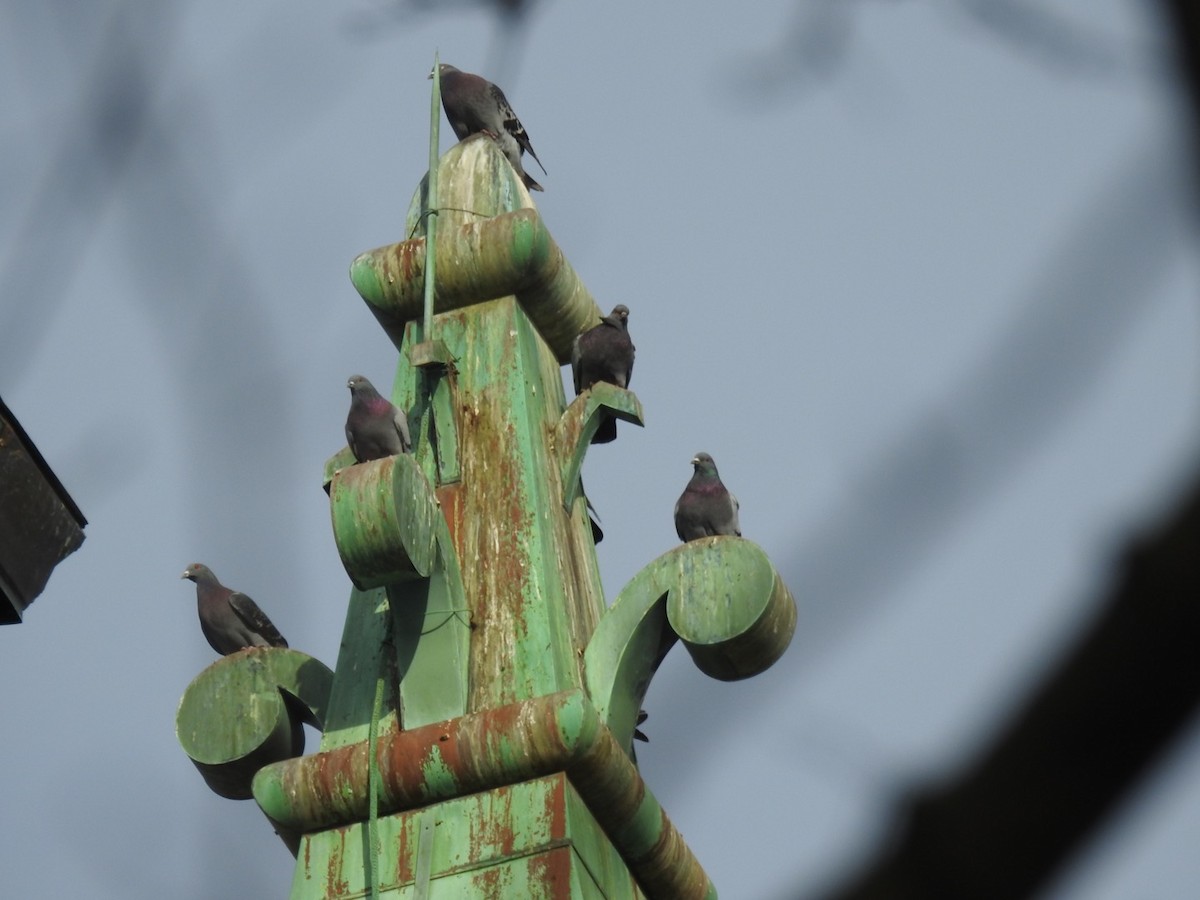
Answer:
[346,375,412,462]
[181,563,288,655]
[674,452,741,541]
[571,304,635,444]
[431,63,546,192]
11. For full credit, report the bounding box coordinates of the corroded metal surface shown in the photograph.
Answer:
[178,108,796,899]
[328,453,440,589]
[668,537,797,681]
[585,536,797,749]
[401,297,604,711]
[289,776,648,899]
[256,690,714,899]
[556,383,646,510]
[349,140,600,363]
[176,647,334,800]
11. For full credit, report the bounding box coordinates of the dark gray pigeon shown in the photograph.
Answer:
[571,304,635,444]
[181,563,288,655]
[674,452,741,541]
[431,63,546,192]
[346,374,412,462]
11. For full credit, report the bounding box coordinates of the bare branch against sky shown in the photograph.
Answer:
[0,5,176,388]
[728,0,1148,105]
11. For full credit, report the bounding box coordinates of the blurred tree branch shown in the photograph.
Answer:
[1162,0,1200,116]
[812,464,1200,900]
[0,5,169,387]
[1162,0,1200,206]
[344,0,536,86]
[731,0,1140,106]
[806,4,1200,896]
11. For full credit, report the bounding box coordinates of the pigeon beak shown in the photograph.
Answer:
[180,570,190,580]
[691,456,700,466]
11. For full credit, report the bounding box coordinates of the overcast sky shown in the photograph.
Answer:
[2,0,1198,897]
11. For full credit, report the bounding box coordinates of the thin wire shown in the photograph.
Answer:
[420,609,471,635]
[366,674,384,900]
[407,205,494,240]
[423,52,440,342]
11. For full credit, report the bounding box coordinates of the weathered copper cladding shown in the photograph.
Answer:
[254,691,714,899]
[176,647,334,801]
[350,140,600,365]
[176,119,796,899]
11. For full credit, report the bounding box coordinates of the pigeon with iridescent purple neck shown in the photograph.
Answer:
[431,63,546,192]
[346,375,412,462]
[181,563,288,655]
[674,452,741,541]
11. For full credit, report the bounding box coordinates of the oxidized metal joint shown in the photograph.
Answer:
[328,454,440,589]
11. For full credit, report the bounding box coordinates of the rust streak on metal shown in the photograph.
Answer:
[434,483,465,555]
[324,827,350,897]
[481,785,517,860]
[393,814,415,887]
[452,303,538,712]
[546,774,567,841]
[473,864,503,895]
[255,691,715,898]
[350,204,601,364]
[529,846,573,897]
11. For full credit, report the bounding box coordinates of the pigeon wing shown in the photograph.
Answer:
[489,82,546,175]
[393,407,412,453]
[673,495,690,541]
[228,591,288,648]
[727,492,742,537]
[570,334,584,394]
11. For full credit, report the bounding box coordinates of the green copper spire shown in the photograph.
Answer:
[175,72,796,899]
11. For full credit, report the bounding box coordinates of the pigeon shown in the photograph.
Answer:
[181,563,288,655]
[571,304,635,444]
[674,452,741,541]
[431,63,546,192]
[346,375,412,462]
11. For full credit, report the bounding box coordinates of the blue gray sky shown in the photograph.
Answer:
[2,1,1198,897]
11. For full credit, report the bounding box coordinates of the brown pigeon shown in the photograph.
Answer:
[181,563,288,655]
[674,452,741,541]
[431,63,546,192]
[346,375,412,462]
[571,304,635,444]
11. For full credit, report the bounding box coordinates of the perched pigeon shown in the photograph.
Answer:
[346,375,412,462]
[674,452,741,541]
[181,563,288,655]
[431,63,546,192]
[571,304,635,444]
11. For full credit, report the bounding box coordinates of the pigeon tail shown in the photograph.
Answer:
[591,416,617,444]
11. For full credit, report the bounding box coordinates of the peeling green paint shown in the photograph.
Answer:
[419,743,457,798]
[177,96,794,899]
